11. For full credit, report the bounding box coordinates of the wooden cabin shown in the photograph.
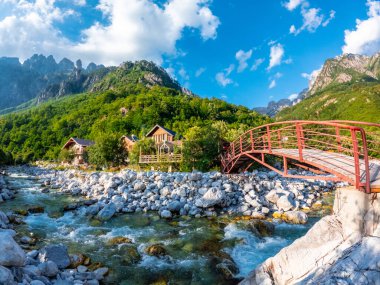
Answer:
[121,135,139,152]
[139,125,183,164]
[62,137,94,164]
[146,125,176,144]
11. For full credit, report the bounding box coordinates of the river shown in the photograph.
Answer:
[1,170,318,285]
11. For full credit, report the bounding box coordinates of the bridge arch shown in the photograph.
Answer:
[221,120,380,193]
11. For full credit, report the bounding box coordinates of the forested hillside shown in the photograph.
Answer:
[0,84,269,163]
[276,82,380,122]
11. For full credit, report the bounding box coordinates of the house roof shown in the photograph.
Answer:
[62,137,95,149]
[122,135,139,142]
[146,125,176,137]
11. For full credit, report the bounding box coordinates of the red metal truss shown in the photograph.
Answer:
[221,120,380,194]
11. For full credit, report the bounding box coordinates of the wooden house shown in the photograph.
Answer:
[139,125,183,164]
[62,137,94,164]
[121,135,139,152]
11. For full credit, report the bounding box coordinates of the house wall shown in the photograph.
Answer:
[123,138,135,152]
[150,128,173,143]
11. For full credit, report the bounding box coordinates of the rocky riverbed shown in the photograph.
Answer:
[0,166,340,284]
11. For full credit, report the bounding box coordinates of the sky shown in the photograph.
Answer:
[0,0,380,108]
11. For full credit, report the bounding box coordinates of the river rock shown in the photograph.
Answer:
[160,210,172,219]
[145,244,167,257]
[0,265,13,285]
[195,187,225,208]
[265,190,283,204]
[167,201,181,212]
[283,211,308,224]
[39,244,70,269]
[276,195,295,211]
[38,260,59,277]
[0,211,9,228]
[134,181,146,191]
[0,232,26,266]
[96,203,116,221]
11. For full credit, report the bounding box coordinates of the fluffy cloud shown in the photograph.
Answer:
[235,49,252,72]
[301,67,321,88]
[288,93,298,100]
[287,1,335,35]
[216,64,234,87]
[0,0,220,65]
[195,67,206,77]
[268,43,284,70]
[342,0,380,55]
[283,0,303,11]
[251,58,264,71]
[269,80,276,89]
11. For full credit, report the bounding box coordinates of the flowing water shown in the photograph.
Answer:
[0,172,318,285]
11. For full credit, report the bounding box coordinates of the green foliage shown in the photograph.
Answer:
[181,125,222,172]
[87,134,127,168]
[59,148,75,163]
[129,138,156,164]
[0,84,269,166]
[0,148,13,165]
[276,82,380,123]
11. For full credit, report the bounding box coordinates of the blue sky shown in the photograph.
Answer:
[0,0,379,108]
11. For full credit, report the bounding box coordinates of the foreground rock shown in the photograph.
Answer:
[0,231,26,266]
[240,187,380,285]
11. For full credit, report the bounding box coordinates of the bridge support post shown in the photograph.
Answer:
[296,123,304,162]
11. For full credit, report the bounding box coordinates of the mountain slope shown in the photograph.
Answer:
[275,82,380,122]
[0,84,269,162]
[309,53,380,95]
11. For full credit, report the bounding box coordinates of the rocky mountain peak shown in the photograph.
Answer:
[308,52,380,95]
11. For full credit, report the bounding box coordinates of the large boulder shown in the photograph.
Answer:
[0,232,26,266]
[39,244,70,269]
[276,195,295,211]
[282,211,308,224]
[195,187,225,208]
[265,190,283,204]
[96,203,116,221]
[0,265,13,285]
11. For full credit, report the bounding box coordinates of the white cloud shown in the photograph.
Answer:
[268,43,284,70]
[235,49,252,72]
[288,93,298,100]
[195,67,206,77]
[165,67,176,79]
[301,67,321,88]
[287,1,335,35]
[251,58,264,71]
[0,0,220,65]
[216,64,234,87]
[273,72,283,79]
[269,80,276,89]
[342,0,380,55]
[74,0,86,6]
[179,67,189,81]
[283,0,303,11]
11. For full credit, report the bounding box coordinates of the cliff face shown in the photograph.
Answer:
[240,188,380,285]
[309,53,380,95]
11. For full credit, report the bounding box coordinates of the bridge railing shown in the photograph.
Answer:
[222,121,380,193]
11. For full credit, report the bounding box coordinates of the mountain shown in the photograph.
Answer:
[275,52,380,122]
[0,54,104,112]
[0,55,193,114]
[309,53,380,95]
[254,89,308,117]
[0,82,268,162]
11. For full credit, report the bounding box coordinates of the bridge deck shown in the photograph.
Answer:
[271,149,380,191]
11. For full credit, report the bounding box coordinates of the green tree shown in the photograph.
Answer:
[87,134,127,168]
[129,138,156,164]
[59,149,75,163]
[181,125,221,172]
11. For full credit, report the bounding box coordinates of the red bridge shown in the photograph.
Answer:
[221,121,380,194]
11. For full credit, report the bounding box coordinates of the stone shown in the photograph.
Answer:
[38,260,59,277]
[94,267,109,280]
[216,259,239,280]
[39,244,70,269]
[0,232,26,266]
[134,181,146,191]
[265,190,283,204]
[96,203,116,221]
[77,265,88,273]
[107,236,132,245]
[283,211,308,224]
[0,265,13,285]
[30,281,45,285]
[276,195,295,211]
[167,201,181,212]
[160,210,172,219]
[195,187,225,208]
[145,244,167,257]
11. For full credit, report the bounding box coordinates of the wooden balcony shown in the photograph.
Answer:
[139,154,183,164]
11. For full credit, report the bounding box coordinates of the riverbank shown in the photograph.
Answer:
[0,165,340,284]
